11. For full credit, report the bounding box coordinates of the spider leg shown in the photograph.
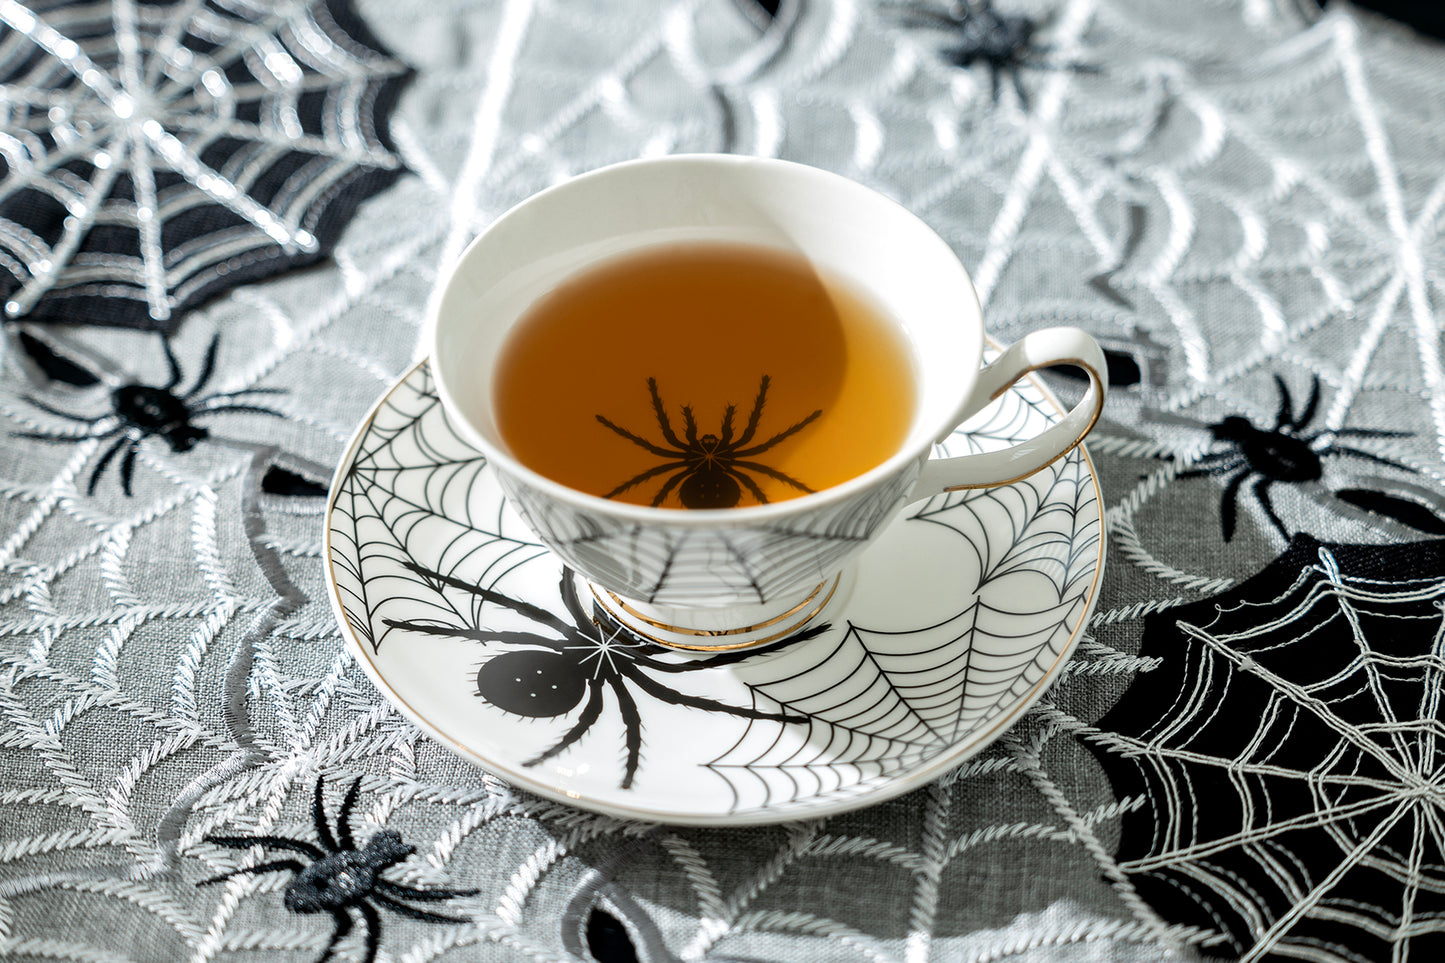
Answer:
[312,777,342,853]
[1008,63,1029,110]
[195,387,288,403]
[316,909,353,963]
[400,561,571,634]
[682,405,699,448]
[599,460,688,499]
[649,467,692,507]
[1271,374,1296,430]
[523,683,605,769]
[356,902,381,963]
[195,402,289,419]
[1321,445,1416,474]
[204,832,327,861]
[182,334,221,398]
[21,395,106,425]
[87,435,133,495]
[371,888,473,923]
[720,402,737,447]
[1294,375,1322,430]
[117,444,139,497]
[1252,476,1290,542]
[727,467,770,505]
[732,408,822,457]
[1218,470,1250,543]
[733,460,815,493]
[374,877,480,902]
[624,669,810,726]
[733,376,772,448]
[595,414,681,458]
[988,63,1003,104]
[383,619,571,653]
[198,858,307,885]
[1328,427,1413,438]
[647,377,689,449]
[559,571,592,630]
[613,676,644,790]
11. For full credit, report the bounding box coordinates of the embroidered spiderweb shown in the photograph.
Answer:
[1087,536,1445,961]
[0,0,409,330]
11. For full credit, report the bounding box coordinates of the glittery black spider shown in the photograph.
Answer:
[16,334,286,495]
[201,777,476,963]
[1179,374,1413,542]
[385,563,824,789]
[596,375,821,509]
[892,0,1096,108]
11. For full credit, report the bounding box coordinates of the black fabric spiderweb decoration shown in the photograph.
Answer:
[1088,535,1445,962]
[0,0,410,330]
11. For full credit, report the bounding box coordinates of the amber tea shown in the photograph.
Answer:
[492,242,917,509]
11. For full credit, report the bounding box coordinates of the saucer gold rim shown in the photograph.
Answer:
[322,357,1106,826]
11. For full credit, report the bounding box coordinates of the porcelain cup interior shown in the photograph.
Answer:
[430,154,982,517]
[427,155,1063,643]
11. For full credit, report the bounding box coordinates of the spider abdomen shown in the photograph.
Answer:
[111,383,208,450]
[679,466,741,509]
[287,853,379,912]
[1242,435,1322,483]
[477,649,587,716]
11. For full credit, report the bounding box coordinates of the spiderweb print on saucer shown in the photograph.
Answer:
[326,360,1104,823]
[0,0,410,329]
[1087,536,1445,961]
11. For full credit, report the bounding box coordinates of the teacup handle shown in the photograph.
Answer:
[911,327,1107,500]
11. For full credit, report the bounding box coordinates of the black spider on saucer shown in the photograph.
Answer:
[385,562,824,789]
[1178,374,1413,542]
[890,0,1097,109]
[15,334,286,495]
[201,777,476,963]
[596,375,821,509]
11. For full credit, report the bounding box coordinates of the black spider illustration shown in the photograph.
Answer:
[596,375,821,509]
[201,777,477,963]
[16,334,286,495]
[385,563,824,789]
[1179,374,1413,542]
[892,0,1096,108]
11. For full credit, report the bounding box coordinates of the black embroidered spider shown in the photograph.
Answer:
[201,777,477,963]
[1179,374,1413,542]
[385,562,823,789]
[596,376,821,509]
[16,334,285,495]
[892,0,1096,109]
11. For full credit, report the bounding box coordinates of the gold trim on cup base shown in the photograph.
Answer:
[588,574,845,652]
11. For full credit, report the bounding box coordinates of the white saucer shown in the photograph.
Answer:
[323,360,1104,825]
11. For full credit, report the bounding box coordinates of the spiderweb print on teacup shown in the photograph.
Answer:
[328,359,1102,817]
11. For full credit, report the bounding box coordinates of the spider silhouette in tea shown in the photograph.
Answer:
[1179,374,1413,542]
[201,777,476,963]
[385,562,824,789]
[595,375,822,509]
[16,334,286,495]
[891,0,1097,109]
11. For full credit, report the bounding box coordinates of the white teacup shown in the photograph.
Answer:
[429,155,1105,649]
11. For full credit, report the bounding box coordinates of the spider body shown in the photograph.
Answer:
[202,778,476,963]
[386,563,824,789]
[596,375,821,509]
[18,334,285,495]
[1181,375,1412,541]
[893,0,1095,108]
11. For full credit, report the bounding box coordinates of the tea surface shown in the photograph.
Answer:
[493,242,916,509]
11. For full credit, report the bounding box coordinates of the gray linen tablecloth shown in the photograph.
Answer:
[3,0,1445,960]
